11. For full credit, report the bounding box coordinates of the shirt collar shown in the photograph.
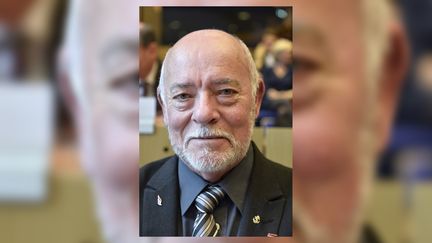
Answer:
[218,144,253,214]
[178,143,254,215]
[178,159,208,216]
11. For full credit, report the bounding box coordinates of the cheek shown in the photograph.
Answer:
[294,82,366,178]
[294,111,358,178]
[221,103,254,136]
[166,109,191,138]
[96,112,139,176]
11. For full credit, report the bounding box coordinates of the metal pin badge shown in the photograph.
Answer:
[212,223,221,237]
[252,215,261,224]
[157,195,163,206]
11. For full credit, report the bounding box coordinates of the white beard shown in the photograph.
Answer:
[167,108,256,176]
[169,125,251,175]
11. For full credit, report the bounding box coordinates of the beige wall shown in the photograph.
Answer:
[2,177,431,243]
[0,175,103,243]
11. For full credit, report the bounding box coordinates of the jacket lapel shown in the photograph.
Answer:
[141,157,180,236]
[238,143,289,236]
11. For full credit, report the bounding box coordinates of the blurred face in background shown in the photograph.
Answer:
[139,24,158,80]
[276,49,292,66]
[293,0,406,242]
[61,0,141,241]
[262,32,277,50]
[63,0,139,184]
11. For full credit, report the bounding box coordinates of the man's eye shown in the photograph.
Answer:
[110,72,139,97]
[292,57,320,74]
[173,93,192,101]
[218,89,237,96]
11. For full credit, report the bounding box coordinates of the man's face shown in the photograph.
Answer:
[293,0,375,241]
[294,0,367,177]
[73,0,139,182]
[160,30,262,180]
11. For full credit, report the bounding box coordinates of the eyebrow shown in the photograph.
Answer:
[211,78,241,88]
[100,39,139,78]
[169,79,241,93]
[169,83,195,93]
[101,38,138,62]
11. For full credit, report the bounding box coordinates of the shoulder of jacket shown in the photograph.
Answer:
[139,156,175,186]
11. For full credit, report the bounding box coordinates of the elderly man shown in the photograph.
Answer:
[139,29,293,237]
[139,23,160,97]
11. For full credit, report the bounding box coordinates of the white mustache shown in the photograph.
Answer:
[185,127,233,147]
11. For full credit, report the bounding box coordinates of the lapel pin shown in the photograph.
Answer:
[252,215,261,224]
[157,195,163,206]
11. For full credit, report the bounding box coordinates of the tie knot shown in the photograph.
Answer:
[195,185,225,213]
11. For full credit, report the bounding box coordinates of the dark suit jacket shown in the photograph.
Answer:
[139,142,292,236]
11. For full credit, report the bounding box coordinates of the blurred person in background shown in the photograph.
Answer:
[260,38,292,127]
[140,29,292,237]
[139,23,160,98]
[0,0,65,81]
[253,28,278,71]
[59,0,141,242]
[139,23,162,117]
[413,51,432,122]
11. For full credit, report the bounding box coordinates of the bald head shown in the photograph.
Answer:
[170,29,241,52]
[158,29,259,103]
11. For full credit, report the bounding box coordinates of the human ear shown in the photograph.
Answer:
[156,87,168,125]
[375,19,409,152]
[254,79,266,118]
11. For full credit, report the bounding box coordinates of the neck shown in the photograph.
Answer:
[293,166,366,243]
[197,171,225,183]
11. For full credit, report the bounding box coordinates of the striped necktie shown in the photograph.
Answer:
[192,185,226,237]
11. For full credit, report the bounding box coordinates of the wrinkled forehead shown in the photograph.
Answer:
[166,30,248,70]
[163,32,251,85]
[66,0,138,88]
[293,0,363,47]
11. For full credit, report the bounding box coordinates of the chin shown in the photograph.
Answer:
[180,149,239,175]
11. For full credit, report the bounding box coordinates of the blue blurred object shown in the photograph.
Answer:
[378,0,432,179]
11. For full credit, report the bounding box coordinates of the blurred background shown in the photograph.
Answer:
[0,0,431,243]
[139,6,292,130]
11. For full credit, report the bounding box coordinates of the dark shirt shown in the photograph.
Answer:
[262,66,292,91]
[261,66,292,111]
[178,144,254,236]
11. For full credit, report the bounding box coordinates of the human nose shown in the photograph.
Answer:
[191,92,220,125]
